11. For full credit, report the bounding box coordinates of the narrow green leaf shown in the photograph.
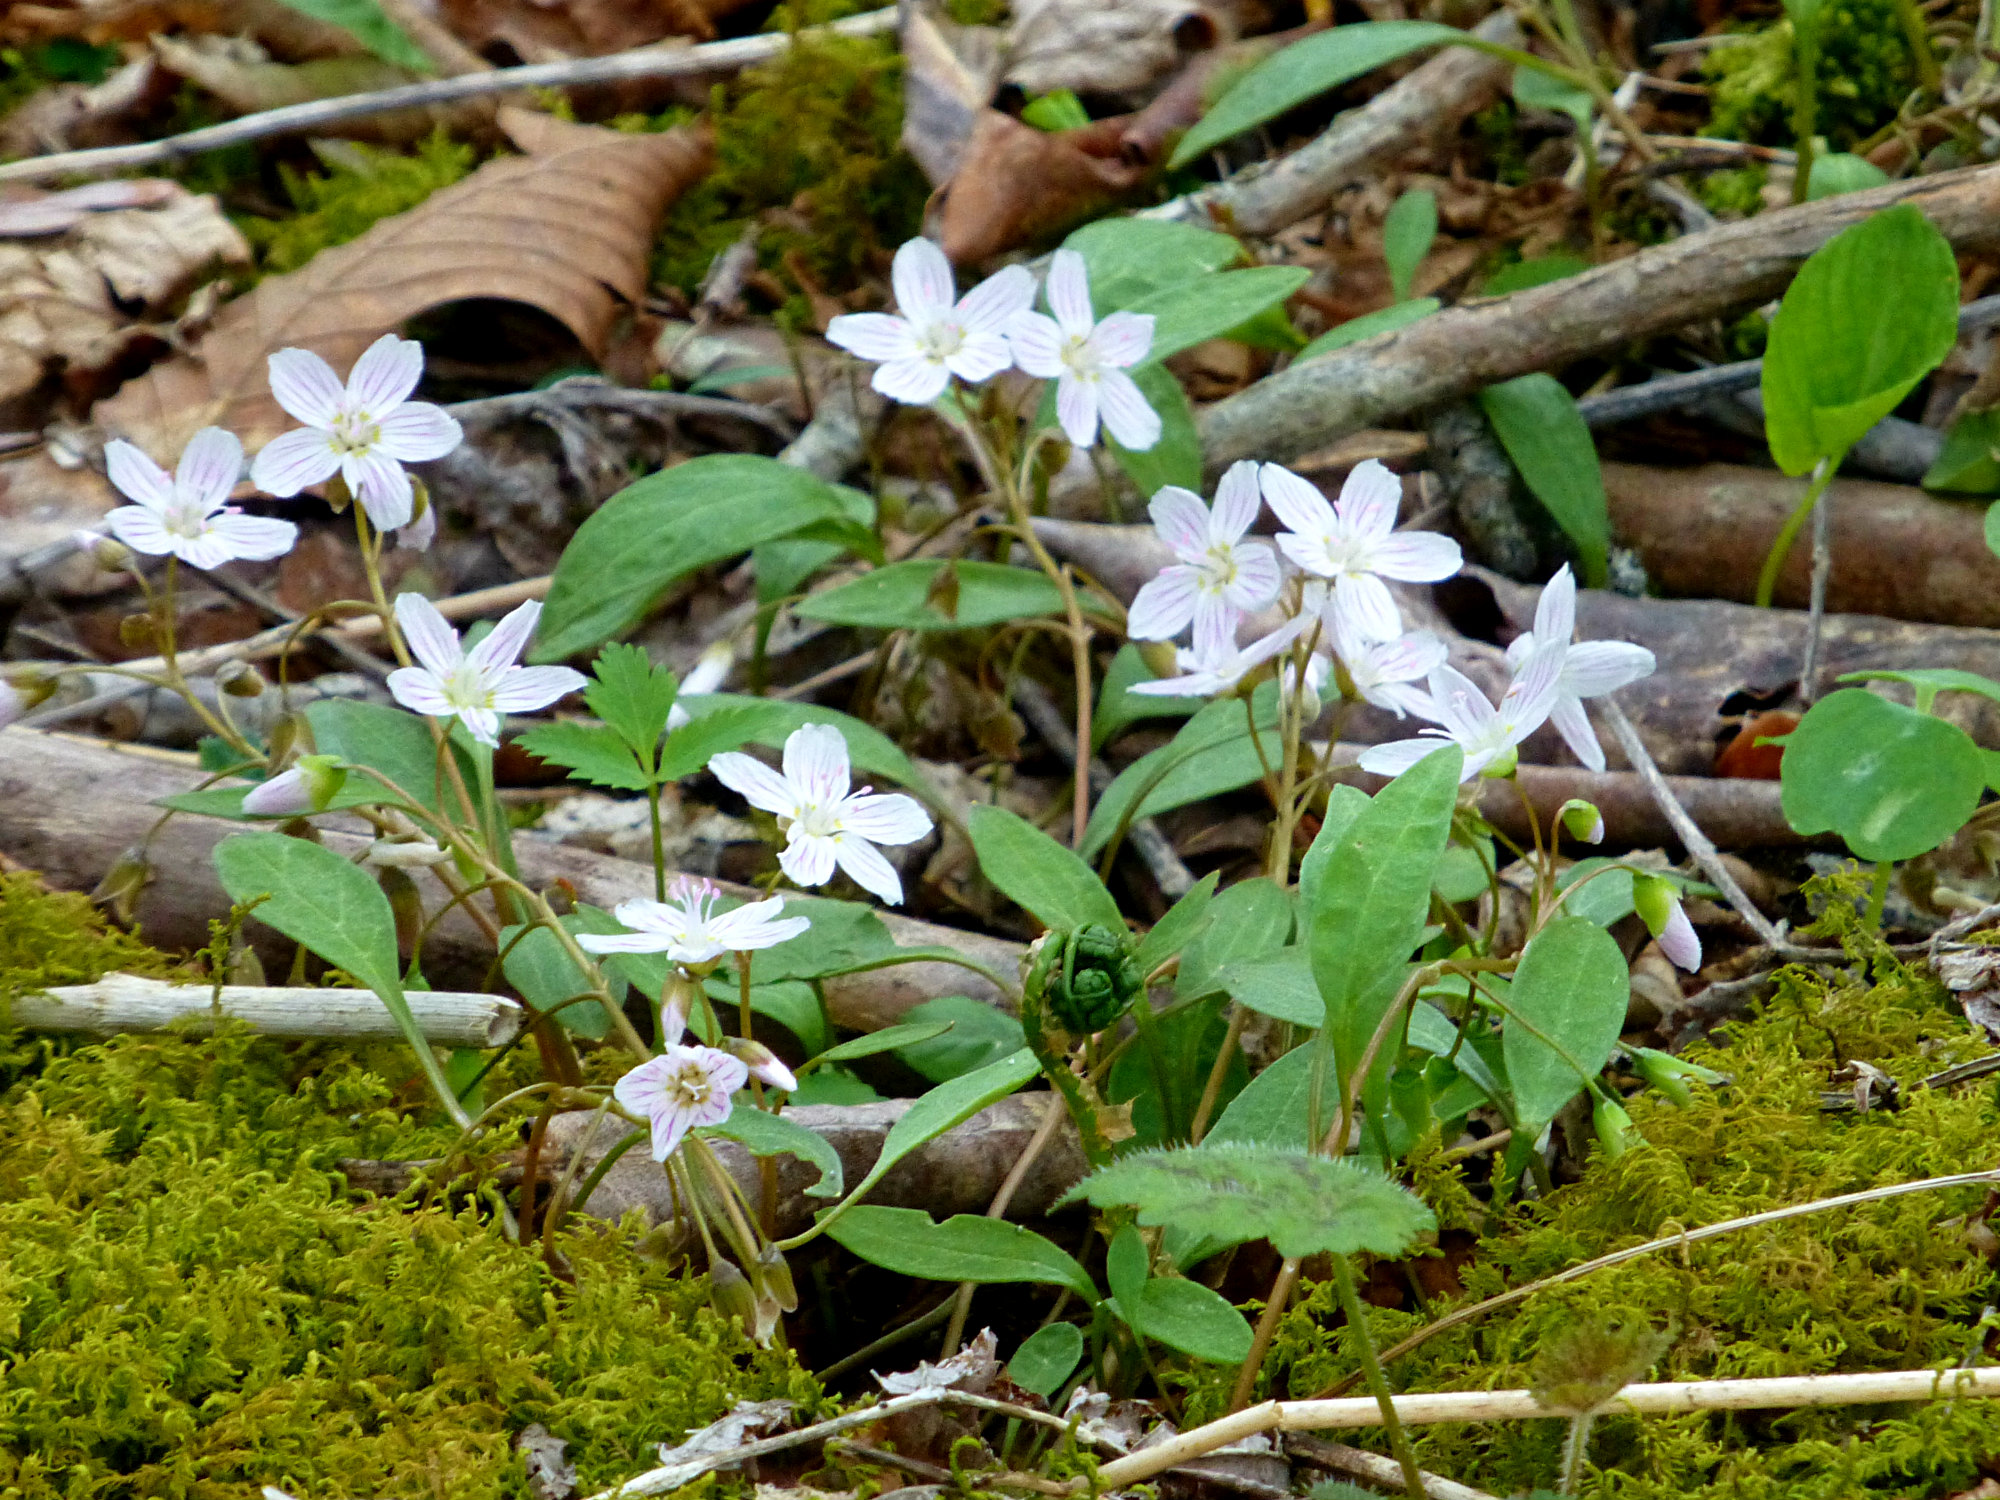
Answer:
[701,1107,843,1198]
[1296,298,1438,363]
[1107,1225,1150,1309]
[1207,1044,1315,1149]
[895,996,1028,1082]
[1512,62,1592,133]
[1382,188,1438,303]
[1092,643,1199,752]
[968,805,1124,932]
[814,1019,954,1064]
[1478,373,1610,586]
[1128,266,1312,365]
[1133,870,1220,977]
[1480,253,1589,295]
[826,1207,1096,1297]
[797,559,1083,631]
[1082,687,1281,858]
[1503,916,1629,1132]
[1176,876,1294,1001]
[1218,949,1322,1026]
[536,456,861,660]
[277,0,430,69]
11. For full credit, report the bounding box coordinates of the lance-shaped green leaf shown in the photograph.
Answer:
[1061,1142,1435,1258]
[1128,266,1312,365]
[700,1108,844,1199]
[279,0,431,69]
[1382,188,1438,304]
[1503,916,1629,1133]
[1082,687,1282,858]
[796,560,1079,631]
[215,832,467,1124]
[826,1206,1096,1297]
[1479,373,1610,586]
[968,805,1124,932]
[1296,298,1440,363]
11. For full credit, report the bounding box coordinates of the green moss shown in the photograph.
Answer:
[1270,888,2000,1496]
[1704,0,1914,152]
[0,874,816,1497]
[651,34,927,299]
[242,132,479,275]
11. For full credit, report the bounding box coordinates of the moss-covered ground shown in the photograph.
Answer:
[0,873,815,1499]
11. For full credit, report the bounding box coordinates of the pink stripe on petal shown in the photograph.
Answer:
[1534,563,1577,645]
[1054,373,1099,448]
[393,592,462,678]
[708,751,798,818]
[387,665,453,716]
[833,832,904,904]
[1335,459,1402,538]
[175,427,243,511]
[1548,693,1605,771]
[828,312,920,363]
[945,334,1013,385]
[1147,486,1210,557]
[1258,462,1334,535]
[267,347,344,427]
[249,428,341,497]
[175,530,237,570]
[347,449,413,531]
[957,263,1036,334]
[1224,542,1281,611]
[346,334,424,412]
[105,440,174,510]
[105,505,173,555]
[466,598,540,675]
[838,791,932,846]
[783,722,851,804]
[1128,567,1201,640]
[1358,737,1454,777]
[779,832,839,888]
[1007,311,1065,377]
[1089,311,1154,370]
[1562,640,1655,697]
[375,402,461,462]
[1371,529,1462,584]
[459,707,502,746]
[1331,573,1402,643]
[871,355,951,405]
[489,664,586,712]
[210,513,298,562]
[1209,461,1262,542]
[891,237,957,320]
[1045,249,1095,336]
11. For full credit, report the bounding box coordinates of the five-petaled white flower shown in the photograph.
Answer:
[614,1038,748,1163]
[708,723,932,906]
[1008,249,1160,452]
[1261,459,1460,643]
[578,874,810,966]
[104,427,296,569]
[1358,643,1567,782]
[1328,608,1449,718]
[385,593,585,747]
[1130,611,1313,699]
[250,334,463,532]
[1501,565,1657,772]
[1128,462,1282,650]
[827,238,1034,406]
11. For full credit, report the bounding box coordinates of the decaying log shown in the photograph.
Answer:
[1604,462,2000,628]
[541,1092,1085,1238]
[0,726,1023,1031]
[1197,162,2000,474]
[11,972,522,1046]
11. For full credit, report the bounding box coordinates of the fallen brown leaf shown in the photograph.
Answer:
[438,0,719,60]
[1004,0,1230,99]
[929,111,1146,264]
[4,0,371,57]
[93,108,712,461]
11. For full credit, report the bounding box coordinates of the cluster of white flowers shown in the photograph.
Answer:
[829,240,1160,452]
[1120,459,1657,786]
[99,334,461,568]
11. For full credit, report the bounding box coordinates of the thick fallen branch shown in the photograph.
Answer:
[0,727,1023,1029]
[0,8,900,184]
[11,972,521,1046]
[1198,162,2000,473]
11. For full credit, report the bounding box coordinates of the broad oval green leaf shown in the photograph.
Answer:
[895,995,1028,1081]
[968,804,1124,932]
[1503,915,1629,1133]
[825,1206,1096,1297]
[795,560,1073,631]
[1217,949,1321,1026]
[1207,1042,1315,1149]
[1761,204,1960,476]
[1131,1277,1254,1363]
[536,456,862,660]
[306,697,472,818]
[1171,21,1465,168]
[1176,876,1294,1001]
[1007,1322,1086,1398]
[700,1106,844,1198]
[1779,688,1985,861]
[1478,373,1610,586]
[1063,219,1242,310]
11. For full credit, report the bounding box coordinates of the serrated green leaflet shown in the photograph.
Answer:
[583,643,677,762]
[1061,1142,1435,1258]
[514,722,648,792]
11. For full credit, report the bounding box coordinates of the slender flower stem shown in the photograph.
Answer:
[1330,1255,1427,1500]
[1227,1256,1298,1413]
[1755,457,1839,609]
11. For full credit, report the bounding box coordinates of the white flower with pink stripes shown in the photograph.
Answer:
[1358,642,1567,782]
[104,427,296,569]
[250,334,462,532]
[578,874,810,967]
[827,238,1034,405]
[708,723,932,905]
[1261,459,1461,643]
[1128,462,1282,651]
[1008,249,1160,452]
[1502,565,1656,772]
[385,593,585,747]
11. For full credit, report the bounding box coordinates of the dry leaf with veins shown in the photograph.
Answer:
[94,109,711,462]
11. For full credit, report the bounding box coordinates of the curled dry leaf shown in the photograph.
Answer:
[94,108,713,462]
[0,180,182,239]
[0,184,249,411]
[1004,0,1231,99]
[900,2,1007,188]
[930,111,1147,265]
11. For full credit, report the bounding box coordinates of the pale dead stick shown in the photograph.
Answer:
[0,8,900,184]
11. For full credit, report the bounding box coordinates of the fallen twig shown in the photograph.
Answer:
[11,973,522,1046]
[1199,164,2000,473]
[0,9,900,184]
[1284,1433,1500,1500]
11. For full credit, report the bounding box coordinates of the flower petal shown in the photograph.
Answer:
[838,791,932,846]
[386,665,452,717]
[1658,903,1703,971]
[393,592,463,678]
[1548,693,1605,771]
[1425,662,1496,740]
[346,333,424,413]
[1534,563,1577,645]
[782,722,851,806]
[778,830,838,888]
[891,236,957,321]
[1007,310,1065,378]
[1334,459,1403,538]
[1128,566,1202,641]
[1562,640,1656,697]
[1372,629,1448,683]
[575,929,676,954]
[174,528,240,571]
[709,751,799,818]
[1209,461,1262,543]
[871,355,950,406]
[374,402,462,463]
[956,263,1036,335]
[1358,737,1460,779]
[1097,368,1160,451]
[249,428,341,497]
[945,332,1014,385]
[104,504,173,556]
[458,706,501,747]
[104,440,174,511]
[832,832,905,904]
[267,347,345,427]
[709,898,811,951]
[1370,529,1463,583]
[345,448,413,531]
[1330,573,1402,643]
[1223,541,1282,611]
[207,513,298,563]
[466,598,541,676]
[1147,486,1211,558]
[1258,462,1334,536]
[828,312,920,363]
[1499,641,1567,744]
[174,426,243,512]
[489,664,586,712]
[1191,597,1240,664]
[1090,311,1154,370]
[1045,248,1095,337]
[1054,372,1099,449]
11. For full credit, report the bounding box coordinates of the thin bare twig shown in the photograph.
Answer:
[1799,471,1835,703]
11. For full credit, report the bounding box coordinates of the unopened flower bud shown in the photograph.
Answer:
[755,1242,798,1313]
[1478,744,1519,780]
[118,612,156,649]
[75,530,131,571]
[1633,874,1701,972]
[1630,1046,1725,1108]
[365,835,451,868]
[243,754,347,816]
[1558,798,1604,845]
[397,481,436,551]
[91,844,153,925]
[1135,640,1180,680]
[727,1039,797,1094]
[1592,1093,1640,1160]
[708,1256,757,1329]
[215,660,265,698]
[0,670,55,727]
[324,472,352,515]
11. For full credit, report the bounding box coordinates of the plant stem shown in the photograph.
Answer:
[1754,457,1838,608]
[647,781,667,901]
[1188,1003,1247,1143]
[1558,1409,1596,1494]
[1228,1256,1298,1413]
[1791,14,1820,203]
[1865,859,1894,933]
[1330,1255,1427,1500]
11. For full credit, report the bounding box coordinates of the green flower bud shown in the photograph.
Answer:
[1557,798,1604,845]
[1592,1094,1640,1159]
[1028,923,1144,1035]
